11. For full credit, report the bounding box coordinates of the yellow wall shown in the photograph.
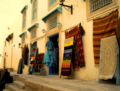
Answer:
[0,0,120,81]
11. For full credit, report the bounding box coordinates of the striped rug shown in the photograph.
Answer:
[93,9,118,64]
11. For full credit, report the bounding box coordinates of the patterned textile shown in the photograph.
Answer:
[64,53,72,57]
[43,41,54,67]
[99,36,118,79]
[116,18,120,47]
[93,9,118,64]
[65,26,85,68]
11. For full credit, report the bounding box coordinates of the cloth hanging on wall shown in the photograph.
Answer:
[116,18,120,47]
[93,9,118,64]
[99,35,118,79]
[65,26,85,68]
[61,37,74,76]
[17,58,23,74]
[22,45,26,67]
[79,23,85,36]
[43,41,54,67]
[24,45,29,65]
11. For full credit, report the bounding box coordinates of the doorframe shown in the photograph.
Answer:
[48,33,59,75]
[45,27,62,76]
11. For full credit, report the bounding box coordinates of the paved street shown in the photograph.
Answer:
[11,72,120,91]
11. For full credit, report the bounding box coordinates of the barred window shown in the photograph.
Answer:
[49,0,57,7]
[22,35,25,44]
[32,0,37,21]
[31,29,36,39]
[89,0,113,13]
[23,10,26,29]
[49,15,57,30]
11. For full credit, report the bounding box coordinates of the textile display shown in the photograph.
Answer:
[17,58,23,74]
[116,18,120,47]
[65,26,85,68]
[99,36,118,79]
[43,41,54,67]
[24,45,29,65]
[22,45,26,62]
[53,48,59,68]
[79,23,85,36]
[93,9,118,64]
[61,37,74,76]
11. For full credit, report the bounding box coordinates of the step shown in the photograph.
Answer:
[7,84,26,91]
[13,81,25,90]
[3,89,10,91]
[5,83,13,89]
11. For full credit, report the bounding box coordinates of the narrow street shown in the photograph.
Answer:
[9,72,120,91]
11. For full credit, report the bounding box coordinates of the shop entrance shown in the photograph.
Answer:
[48,33,59,75]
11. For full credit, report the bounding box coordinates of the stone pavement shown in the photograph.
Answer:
[10,72,120,91]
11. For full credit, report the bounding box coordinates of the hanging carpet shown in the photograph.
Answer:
[99,35,118,79]
[93,9,118,64]
[65,26,85,69]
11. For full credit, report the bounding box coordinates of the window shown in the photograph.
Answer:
[49,0,57,7]
[48,0,59,11]
[22,10,26,29]
[86,0,118,21]
[49,15,57,30]
[32,0,37,21]
[31,29,36,39]
[89,0,113,13]
[22,35,25,44]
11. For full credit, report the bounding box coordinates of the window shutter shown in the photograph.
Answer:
[89,0,113,13]
[49,0,51,7]
[32,1,34,20]
[49,15,57,30]
[22,36,25,44]
[31,29,36,39]
[23,10,26,29]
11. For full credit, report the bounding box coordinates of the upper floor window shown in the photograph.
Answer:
[22,10,26,29]
[49,0,57,7]
[32,0,37,21]
[22,35,25,44]
[31,29,36,39]
[86,0,118,21]
[89,0,113,13]
[48,0,59,11]
[49,15,57,30]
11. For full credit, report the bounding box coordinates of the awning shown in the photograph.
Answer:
[21,5,28,13]
[42,7,62,23]
[28,23,39,32]
[19,31,27,38]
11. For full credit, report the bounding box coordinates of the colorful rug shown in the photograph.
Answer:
[61,37,74,76]
[93,9,118,64]
[65,26,85,68]
[99,35,118,79]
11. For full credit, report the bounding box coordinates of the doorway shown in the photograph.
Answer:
[48,33,59,75]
